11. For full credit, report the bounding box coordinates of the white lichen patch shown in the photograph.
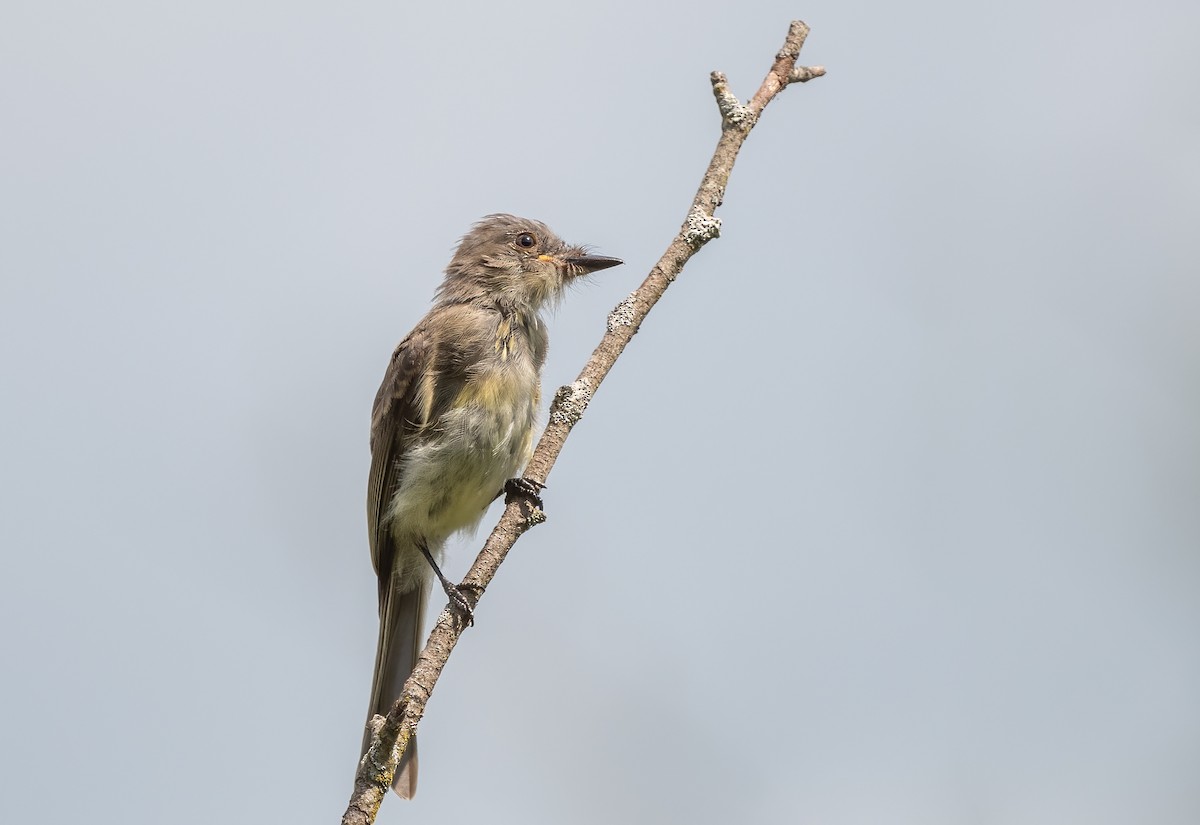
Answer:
[607,294,638,332]
[684,207,722,246]
[550,379,594,426]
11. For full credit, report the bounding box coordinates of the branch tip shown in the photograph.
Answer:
[710,71,753,127]
[790,65,826,83]
[776,20,811,60]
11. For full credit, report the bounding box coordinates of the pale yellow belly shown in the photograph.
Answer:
[384,365,539,555]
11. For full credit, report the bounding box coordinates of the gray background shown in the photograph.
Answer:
[2,1,1197,823]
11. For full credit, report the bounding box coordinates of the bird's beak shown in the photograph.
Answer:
[560,254,623,273]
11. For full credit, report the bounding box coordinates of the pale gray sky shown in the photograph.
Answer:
[2,1,1198,823]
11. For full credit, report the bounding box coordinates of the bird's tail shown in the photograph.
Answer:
[361,578,425,798]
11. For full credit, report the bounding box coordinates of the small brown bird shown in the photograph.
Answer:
[361,214,621,797]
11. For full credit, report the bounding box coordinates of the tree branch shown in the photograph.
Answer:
[341,20,824,824]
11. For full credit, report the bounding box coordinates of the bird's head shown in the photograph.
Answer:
[438,214,622,311]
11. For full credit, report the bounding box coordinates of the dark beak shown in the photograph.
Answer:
[563,254,623,273]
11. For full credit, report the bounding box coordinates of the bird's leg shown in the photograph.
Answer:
[417,540,476,626]
[503,477,546,511]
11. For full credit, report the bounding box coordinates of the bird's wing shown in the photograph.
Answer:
[366,321,437,589]
[367,303,494,589]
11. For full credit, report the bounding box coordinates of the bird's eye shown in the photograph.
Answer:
[516,233,536,249]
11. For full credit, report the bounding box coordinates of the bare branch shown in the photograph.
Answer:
[341,19,823,824]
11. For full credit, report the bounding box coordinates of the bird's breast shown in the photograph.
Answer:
[384,352,540,544]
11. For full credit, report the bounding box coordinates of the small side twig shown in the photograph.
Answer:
[341,20,823,825]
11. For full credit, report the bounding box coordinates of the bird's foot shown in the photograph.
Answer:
[419,542,477,626]
[443,582,479,627]
[504,477,546,511]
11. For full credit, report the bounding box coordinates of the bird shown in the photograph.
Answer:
[360,214,622,797]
